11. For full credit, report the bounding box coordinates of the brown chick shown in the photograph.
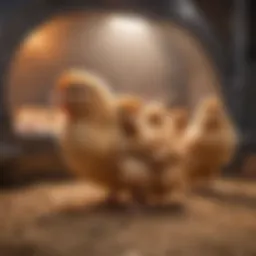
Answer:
[116,97,174,205]
[55,69,124,204]
[179,96,239,188]
[115,95,151,204]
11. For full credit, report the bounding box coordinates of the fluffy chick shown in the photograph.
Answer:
[55,69,124,202]
[115,95,151,203]
[116,97,174,204]
[179,96,239,188]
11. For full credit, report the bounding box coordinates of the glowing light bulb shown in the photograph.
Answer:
[107,15,150,34]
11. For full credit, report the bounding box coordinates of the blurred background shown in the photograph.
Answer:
[0,1,255,255]
[0,0,255,186]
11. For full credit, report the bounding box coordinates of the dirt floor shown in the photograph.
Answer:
[0,179,255,256]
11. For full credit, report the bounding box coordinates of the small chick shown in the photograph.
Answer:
[115,95,151,203]
[179,96,239,188]
[116,97,173,204]
[55,69,124,203]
